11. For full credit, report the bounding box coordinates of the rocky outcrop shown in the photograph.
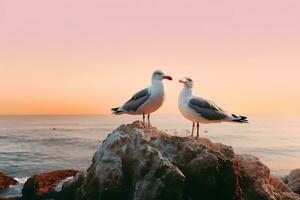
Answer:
[60,121,300,200]
[237,154,299,200]
[60,121,241,200]
[22,169,78,200]
[0,172,18,191]
[283,169,300,195]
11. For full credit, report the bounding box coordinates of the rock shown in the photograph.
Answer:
[285,169,300,195]
[59,121,300,200]
[22,169,79,200]
[237,154,300,200]
[0,172,18,191]
[60,121,242,200]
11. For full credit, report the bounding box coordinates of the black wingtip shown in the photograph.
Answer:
[232,114,248,123]
[232,119,248,123]
[111,107,119,112]
[111,107,124,115]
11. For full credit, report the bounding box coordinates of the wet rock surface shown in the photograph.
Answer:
[22,169,78,200]
[0,172,18,192]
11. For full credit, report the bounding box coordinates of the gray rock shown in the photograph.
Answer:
[60,121,300,200]
[286,169,300,195]
[60,121,241,200]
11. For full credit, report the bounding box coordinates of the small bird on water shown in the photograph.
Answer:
[111,70,172,128]
[178,77,248,137]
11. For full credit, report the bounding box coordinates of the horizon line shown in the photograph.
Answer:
[0,113,299,117]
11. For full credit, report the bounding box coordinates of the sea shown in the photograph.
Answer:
[0,114,300,198]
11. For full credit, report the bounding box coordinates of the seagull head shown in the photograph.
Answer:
[179,77,193,88]
[152,70,173,81]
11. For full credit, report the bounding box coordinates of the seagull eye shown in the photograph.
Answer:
[187,78,192,82]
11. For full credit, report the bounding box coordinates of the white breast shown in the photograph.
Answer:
[137,86,164,114]
[178,90,208,123]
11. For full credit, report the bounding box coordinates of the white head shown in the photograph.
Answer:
[179,77,193,88]
[152,70,173,82]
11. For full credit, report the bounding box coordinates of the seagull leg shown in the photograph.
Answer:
[147,114,151,128]
[191,122,195,136]
[196,123,200,138]
[143,114,146,128]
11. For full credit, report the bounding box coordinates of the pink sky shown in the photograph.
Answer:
[1,0,300,115]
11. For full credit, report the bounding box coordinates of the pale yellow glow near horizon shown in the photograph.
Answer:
[1,41,300,115]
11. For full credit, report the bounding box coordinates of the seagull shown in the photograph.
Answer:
[178,77,248,137]
[111,70,172,127]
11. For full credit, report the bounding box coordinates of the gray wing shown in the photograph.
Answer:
[122,88,151,112]
[188,98,228,120]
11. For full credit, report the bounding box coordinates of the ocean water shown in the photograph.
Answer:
[0,114,300,197]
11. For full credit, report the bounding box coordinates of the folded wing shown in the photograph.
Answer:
[188,98,228,120]
[122,88,151,112]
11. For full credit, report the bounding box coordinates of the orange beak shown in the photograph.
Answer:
[179,79,184,83]
[163,75,172,80]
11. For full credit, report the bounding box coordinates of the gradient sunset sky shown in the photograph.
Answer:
[1,0,300,115]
